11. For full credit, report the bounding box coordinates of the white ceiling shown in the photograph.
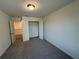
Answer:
[0,0,73,17]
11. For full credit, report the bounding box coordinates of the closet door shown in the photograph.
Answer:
[29,22,39,38]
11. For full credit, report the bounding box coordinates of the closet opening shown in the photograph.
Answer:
[29,21,39,39]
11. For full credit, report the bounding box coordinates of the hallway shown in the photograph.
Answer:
[0,38,72,59]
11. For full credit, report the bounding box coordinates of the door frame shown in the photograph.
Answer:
[8,20,12,45]
[28,21,39,38]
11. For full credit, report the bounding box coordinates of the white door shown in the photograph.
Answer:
[29,22,39,38]
[9,20,15,44]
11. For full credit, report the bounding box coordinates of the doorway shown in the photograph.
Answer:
[13,20,23,43]
[29,21,39,39]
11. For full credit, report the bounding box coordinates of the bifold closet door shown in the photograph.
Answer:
[29,22,39,38]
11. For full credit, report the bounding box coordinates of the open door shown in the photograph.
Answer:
[9,20,15,44]
[9,17,23,44]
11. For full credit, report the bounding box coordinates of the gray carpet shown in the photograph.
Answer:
[0,38,73,59]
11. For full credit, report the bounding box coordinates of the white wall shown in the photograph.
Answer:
[22,17,43,41]
[29,22,39,38]
[22,19,29,41]
[39,18,43,39]
[43,0,79,59]
[0,11,11,56]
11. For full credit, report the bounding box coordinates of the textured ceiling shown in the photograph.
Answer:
[0,0,73,17]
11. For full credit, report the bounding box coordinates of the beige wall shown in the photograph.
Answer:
[43,0,79,59]
[14,21,22,35]
[0,10,11,56]
[14,21,22,30]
